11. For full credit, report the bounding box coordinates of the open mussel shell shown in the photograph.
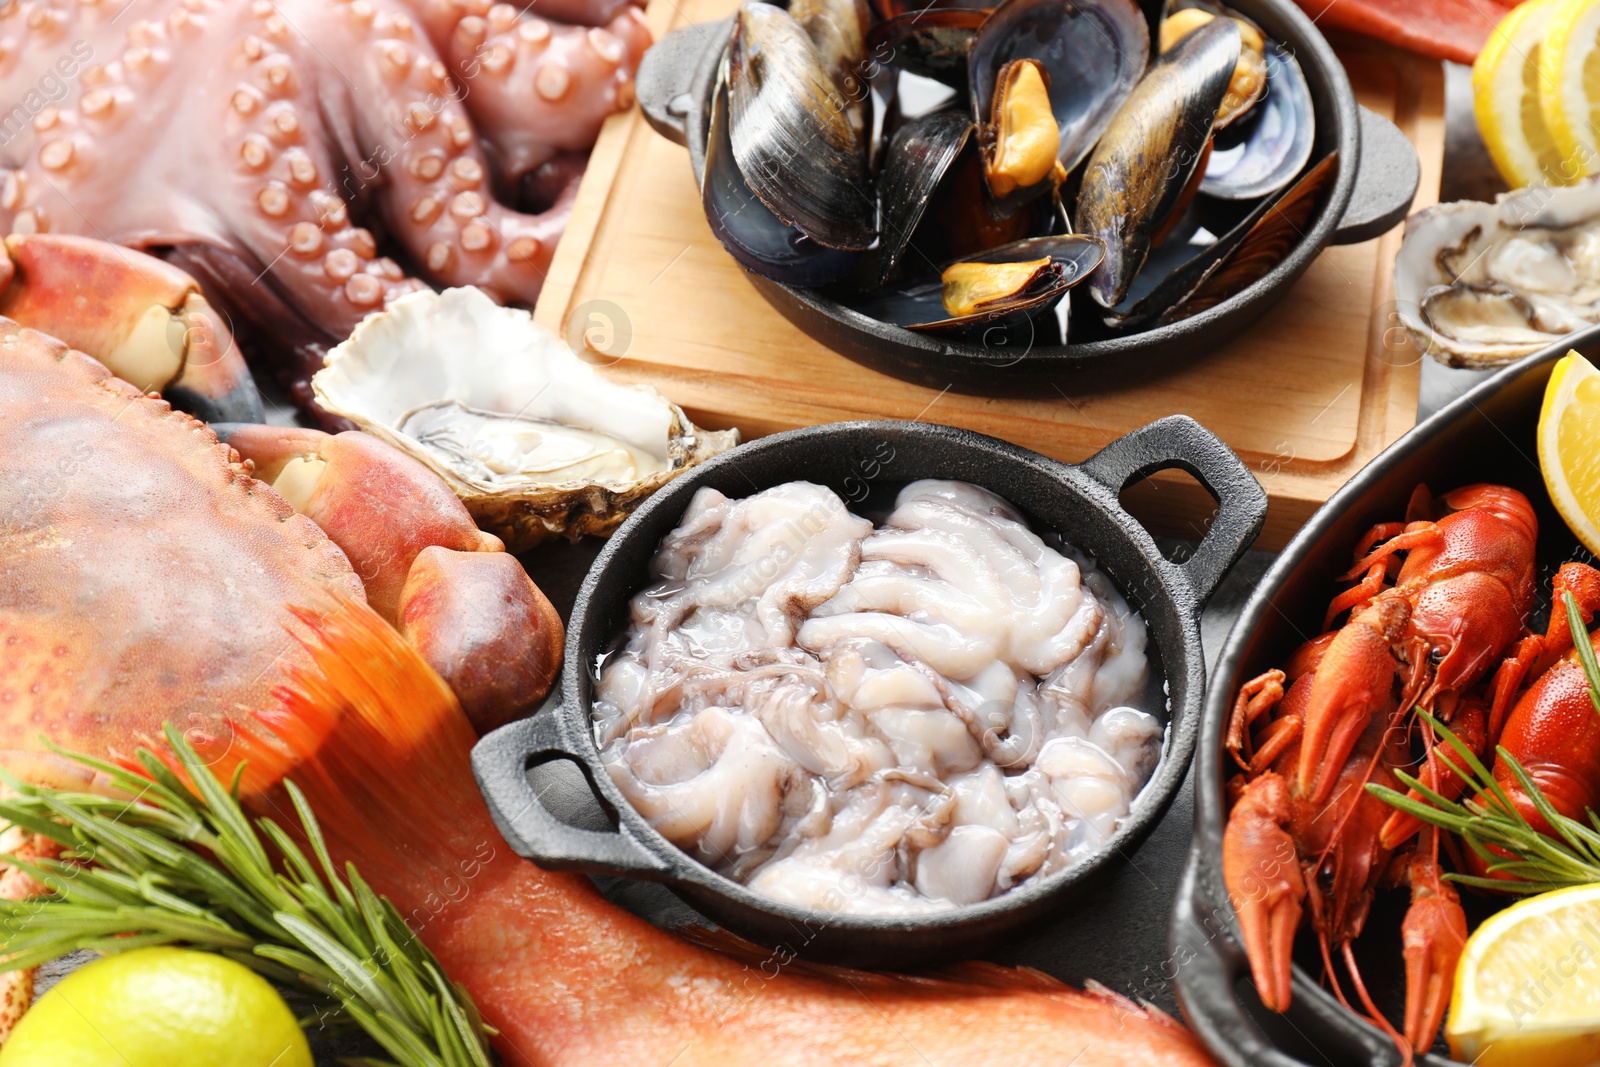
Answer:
[1102,150,1337,329]
[704,73,861,287]
[1077,16,1238,309]
[865,7,987,86]
[727,2,876,250]
[970,0,1149,210]
[861,110,973,287]
[1201,42,1314,200]
[855,234,1103,332]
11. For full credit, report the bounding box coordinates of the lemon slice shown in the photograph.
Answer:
[1447,884,1600,1067]
[1540,0,1600,182]
[1539,351,1600,556]
[1476,0,1573,188]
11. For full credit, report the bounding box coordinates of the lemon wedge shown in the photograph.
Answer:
[1540,0,1600,183]
[1476,0,1574,188]
[1447,884,1600,1067]
[1539,351,1600,556]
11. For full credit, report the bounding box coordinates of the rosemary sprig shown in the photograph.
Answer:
[1367,591,1600,892]
[0,725,494,1067]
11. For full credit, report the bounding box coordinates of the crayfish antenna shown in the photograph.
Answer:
[1342,940,1413,1067]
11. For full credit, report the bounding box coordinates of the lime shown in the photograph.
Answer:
[0,947,312,1067]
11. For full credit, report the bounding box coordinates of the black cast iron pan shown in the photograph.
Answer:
[634,0,1421,394]
[473,417,1265,968]
[1173,325,1600,1066]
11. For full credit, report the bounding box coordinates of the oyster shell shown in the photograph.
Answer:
[312,287,739,549]
[1395,179,1600,368]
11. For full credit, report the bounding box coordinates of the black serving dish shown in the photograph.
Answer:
[474,417,1265,967]
[1173,324,1600,1066]
[635,0,1421,393]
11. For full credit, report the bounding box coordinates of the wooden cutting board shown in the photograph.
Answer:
[534,5,1446,550]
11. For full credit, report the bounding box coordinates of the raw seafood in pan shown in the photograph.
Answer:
[593,479,1161,913]
[0,0,649,415]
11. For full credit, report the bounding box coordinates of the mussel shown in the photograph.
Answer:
[702,0,1329,347]
[856,234,1104,331]
[1077,16,1239,308]
[726,2,876,249]
[704,72,861,286]
[970,0,1149,215]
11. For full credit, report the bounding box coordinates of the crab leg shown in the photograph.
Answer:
[217,424,564,733]
[0,235,261,425]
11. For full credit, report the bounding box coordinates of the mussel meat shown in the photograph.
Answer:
[970,0,1150,212]
[980,59,1067,201]
[1077,16,1240,308]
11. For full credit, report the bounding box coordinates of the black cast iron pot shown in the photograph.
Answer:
[1173,325,1600,1066]
[634,0,1421,393]
[473,417,1265,967]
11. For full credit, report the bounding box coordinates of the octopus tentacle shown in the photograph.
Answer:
[413,0,649,181]
[351,22,560,301]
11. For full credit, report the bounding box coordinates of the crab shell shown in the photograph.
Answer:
[0,325,561,760]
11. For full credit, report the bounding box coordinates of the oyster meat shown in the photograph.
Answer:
[1395,179,1600,368]
[312,287,739,549]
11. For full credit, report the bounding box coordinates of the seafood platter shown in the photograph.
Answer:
[633,0,1423,385]
[4,0,1600,1064]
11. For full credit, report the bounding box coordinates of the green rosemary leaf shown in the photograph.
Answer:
[0,730,495,1067]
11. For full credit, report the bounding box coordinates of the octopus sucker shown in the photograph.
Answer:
[0,0,648,420]
[593,480,1163,914]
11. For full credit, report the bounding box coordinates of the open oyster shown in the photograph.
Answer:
[1395,179,1600,368]
[313,287,739,549]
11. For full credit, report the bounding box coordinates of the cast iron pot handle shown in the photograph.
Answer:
[1332,107,1420,246]
[472,708,673,876]
[1078,415,1267,606]
[637,20,729,147]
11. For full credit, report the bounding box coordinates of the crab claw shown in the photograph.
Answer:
[1400,854,1467,1056]
[398,547,564,734]
[1223,772,1305,1013]
[1298,597,1409,805]
[0,234,260,423]
[217,424,565,727]
[217,425,501,619]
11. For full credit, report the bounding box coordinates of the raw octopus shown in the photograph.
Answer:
[1290,0,1516,65]
[593,479,1160,913]
[0,0,650,411]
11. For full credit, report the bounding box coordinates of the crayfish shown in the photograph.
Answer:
[1222,483,1600,1060]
